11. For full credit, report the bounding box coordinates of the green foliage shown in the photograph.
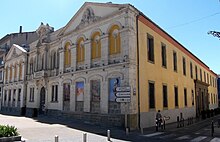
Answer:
[0,125,19,137]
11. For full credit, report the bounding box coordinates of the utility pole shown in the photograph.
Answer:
[208,31,220,39]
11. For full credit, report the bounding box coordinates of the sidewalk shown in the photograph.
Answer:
[142,114,220,135]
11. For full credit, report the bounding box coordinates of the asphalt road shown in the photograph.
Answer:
[1,114,220,142]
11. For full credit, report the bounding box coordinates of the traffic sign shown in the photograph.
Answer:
[115,98,131,103]
[116,86,131,92]
[115,92,131,97]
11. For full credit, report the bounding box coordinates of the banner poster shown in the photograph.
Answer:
[76,82,84,101]
[91,80,101,101]
[63,83,70,101]
[109,78,120,102]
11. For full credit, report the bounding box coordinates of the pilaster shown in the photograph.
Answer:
[84,40,91,69]
[101,34,109,66]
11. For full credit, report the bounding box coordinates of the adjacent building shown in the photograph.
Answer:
[1,2,218,129]
[0,29,38,111]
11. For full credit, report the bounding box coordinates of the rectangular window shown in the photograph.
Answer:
[147,34,154,62]
[182,57,186,75]
[161,43,167,68]
[173,51,177,72]
[51,86,55,101]
[55,85,58,101]
[207,74,209,84]
[0,71,2,80]
[204,72,206,83]
[195,66,198,80]
[210,75,212,86]
[18,89,21,101]
[184,88,187,106]
[192,90,194,106]
[163,85,168,108]
[200,69,202,81]
[29,88,34,102]
[190,62,193,79]
[174,86,178,107]
[51,85,58,102]
[8,90,11,102]
[149,82,155,109]
[4,90,7,101]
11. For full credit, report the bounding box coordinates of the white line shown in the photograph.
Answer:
[210,137,220,142]
[159,133,176,139]
[190,136,207,142]
[176,135,190,140]
[143,132,164,137]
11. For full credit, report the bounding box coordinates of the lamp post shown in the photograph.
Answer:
[208,31,220,39]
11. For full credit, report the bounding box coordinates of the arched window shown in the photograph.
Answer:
[109,25,121,55]
[29,58,33,74]
[9,65,12,81]
[91,32,101,59]
[42,53,44,70]
[77,37,85,63]
[53,52,56,69]
[64,42,71,68]
[34,56,37,71]
[5,66,8,82]
[57,50,59,68]
[19,62,22,80]
[14,63,17,79]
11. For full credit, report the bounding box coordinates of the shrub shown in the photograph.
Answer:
[0,125,19,137]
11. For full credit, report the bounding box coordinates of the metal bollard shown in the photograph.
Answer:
[55,135,59,142]
[211,120,214,137]
[177,116,180,128]
[155,119,158,131]
[83,133,87,142]
[163,119,166,130]
[126,127,129,135]
[107,130,111,141]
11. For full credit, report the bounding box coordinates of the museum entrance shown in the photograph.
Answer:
[195,80,209,117]
[39,87,46,114]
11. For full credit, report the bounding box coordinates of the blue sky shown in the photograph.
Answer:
[1,0,220,73]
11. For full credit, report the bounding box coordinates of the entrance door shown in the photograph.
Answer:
[39,87,46,114]
[63,83,70,111]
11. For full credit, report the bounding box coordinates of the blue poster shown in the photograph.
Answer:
[76,82,84,101]
[109,78,120,101]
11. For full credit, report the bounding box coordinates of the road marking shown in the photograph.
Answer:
[190,136,207,142]
[143,132,164,137]
[159,133,176,139]
[210,137,220,142]
[175,135,190,140]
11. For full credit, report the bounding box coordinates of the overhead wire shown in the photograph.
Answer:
[167,12,220,29]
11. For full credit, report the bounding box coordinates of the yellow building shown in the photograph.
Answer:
[0,2,218,130]
[137,14,218,128]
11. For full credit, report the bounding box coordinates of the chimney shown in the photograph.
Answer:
[19,26,22,33]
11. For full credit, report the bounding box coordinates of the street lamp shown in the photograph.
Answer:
[208,31,220,39]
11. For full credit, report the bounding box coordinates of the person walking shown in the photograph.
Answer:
[156,110,162,128]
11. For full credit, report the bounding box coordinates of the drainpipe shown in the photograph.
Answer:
[136,15,141,130]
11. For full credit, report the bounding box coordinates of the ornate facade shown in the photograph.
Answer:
[1,2,218,129]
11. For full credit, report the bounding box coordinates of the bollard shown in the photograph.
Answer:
[163,119,166,130]
[155,119,158,131]
[55,135,59,142]
[177,116,180,128]
[126,127,129,135]
[141,127,144,134]
[211,120,214,137]
[83,133,87,142]
[107,130,111,141]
